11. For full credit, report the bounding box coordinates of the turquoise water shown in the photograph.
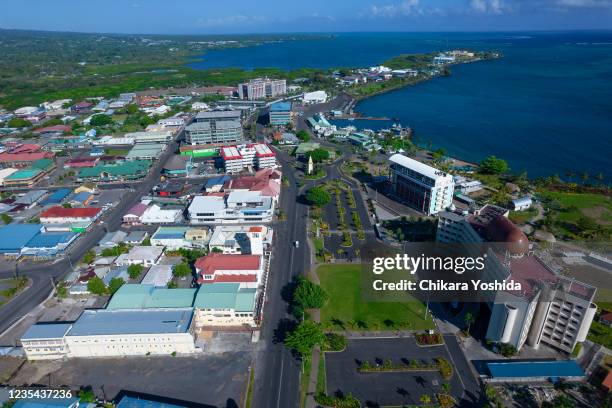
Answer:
[190,32,612,179]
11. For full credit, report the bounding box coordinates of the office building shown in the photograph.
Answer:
[269,102,292,126]
[188,191,275,224]
[388,154,454,215]
[185,110,243,145]
[238,78,286,100]
[220,144,277,173]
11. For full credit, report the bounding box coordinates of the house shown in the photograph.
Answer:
[115,246,164,267]
[33,125,72,136]
[150,226,209,249]
[125,231,149,245]
[600,311,612,327]
[68,191,94,207]
[194,253,263,287]
[140,204,184,225]
[99,230,128,248]
[511,196,532,211]
[208,225,273,255]
[123,203,148,225]
[141,264,174,287]
[204,175,231,193]
[14,190,48,206]
[40,207,102,225]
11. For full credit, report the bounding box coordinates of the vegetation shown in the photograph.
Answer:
[587,320,612,349]
[415,332,444,345]
[284,320,326,358]
[127,264,144,279]
[324,333,347,352]
[307,148,331,163]
[498,343,518,357]
[86,276,106,295]
[296,130,310,142]
[0,214,12,225]
[291,276,328,318]
[317,264,434,331]
[306,186,331,207]
[101,243,130,257]
[82,249,96,264]
[90,114,113,126]
[107,278,125,295]
[479,155,509,174]
[314,393,360,408]
[78,389,96,403]
[172,262,192,278]
[358,356,452,379]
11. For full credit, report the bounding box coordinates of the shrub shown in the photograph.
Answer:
[325,333,347,351]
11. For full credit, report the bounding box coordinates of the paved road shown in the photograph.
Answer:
[0,128,184,336]
[251,146,309,408]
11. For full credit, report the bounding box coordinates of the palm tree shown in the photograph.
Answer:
[464,312,475,334]
[441,382,451,394]
[420,394,432,405]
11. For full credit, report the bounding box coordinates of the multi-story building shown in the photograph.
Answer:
[188,191,275,224]
[238,78,286,100]
[269,102,292,126]
[21,308,197,360]
[194,253,263,286]
[208,225,273,255]
[388,154,454,215]
[194,283,257,327]
[220,144,277,173]
[185,110,243,145]
[436,205,597,353]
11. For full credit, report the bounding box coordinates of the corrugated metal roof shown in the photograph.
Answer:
[487,360,584,379]
[68,308,194,336]
[21,323,72,340]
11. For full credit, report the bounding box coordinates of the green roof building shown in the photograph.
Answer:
[106,284,197,309]
[194,283,256,312]
[31,158,55,172]
[78,160,151,181]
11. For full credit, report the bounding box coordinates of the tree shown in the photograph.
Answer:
[108,277,125,295]
[293,276,328,310]
[296,130,310,142]
[307,148,330,163]
[211,247,224,253]
[82,249,96,264]
[284,321,326,357]
[87,276,106,295]
[305,186,331,207]
[173,262,191,278]
[1,213,12,225]
[420,394,431,405]
[90,114,113,126]
[141,236,151,246]
[126,104,139,114]
[479,156,509,174]
[7,118,31,128]
[577,216,598,233]
[464,312,475,334]
[127,264,144,279]
[78,389,96,403]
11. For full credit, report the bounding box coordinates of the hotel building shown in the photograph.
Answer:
[388,154,454,215]
[436,205,597,353]
[185,110,243,145]
[238,78,286,100]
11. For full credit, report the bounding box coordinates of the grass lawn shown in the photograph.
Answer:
[508,207,538,225]
[587,320,612,349]
[317,264,434,331]
[316,353,326,396]
[299,357,312,408]
[539,191,612,223]
[104,148,130,156]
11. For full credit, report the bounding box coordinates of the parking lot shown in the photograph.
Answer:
[6,351,251,407]
[325,337,477,407]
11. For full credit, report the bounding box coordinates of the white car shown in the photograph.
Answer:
[294,241,299,248]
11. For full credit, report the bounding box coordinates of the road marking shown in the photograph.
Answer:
[276,352,285,408]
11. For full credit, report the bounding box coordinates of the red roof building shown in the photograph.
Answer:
[33,125,72,135]
[0,151,55,168]
[194,253,262,285]
[64,157,99,168]
[40,206,102,223]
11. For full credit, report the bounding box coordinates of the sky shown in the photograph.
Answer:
[0,0,611,34]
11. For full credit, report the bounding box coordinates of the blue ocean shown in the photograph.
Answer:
[189,32,612,179]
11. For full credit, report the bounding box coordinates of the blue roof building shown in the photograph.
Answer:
[13,398,79,408]
[0,224,43,255]
[116,395,188,408]
[269,102,292,126]
[21,323,72,341]
[41,188,71,205]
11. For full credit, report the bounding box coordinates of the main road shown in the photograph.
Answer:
[0,127,184,337]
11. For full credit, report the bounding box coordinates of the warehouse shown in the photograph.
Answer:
[21,308,198,360]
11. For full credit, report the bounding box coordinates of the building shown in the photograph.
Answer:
[21,231,78,258]
[306,113,335,137]
[194,253,263,286]
[115,246,164,267]
[436,205,597,353]
[238,78,286,100]
[0,224,45,257]
[141,265,174,287]
[220,144,277,173]
[208,225,273,255]
[123,203,148,225]
[125,131,174,144]
[21,308,197,360]
[99,230,128,248]
[194,283,257,327]
[3,168,45,187]
[78,160,151,181]
[0,148,54,168]
[185,111,243,145]
[40,207,102,225]
[126,144,165,161]
[140,204,184,225]
[0,168,18,186]
[302,91,328,104]
[188,191,275,224]
[150,226,209,249]
[512,196,533,211]
[388,154,455,215]
[125,231,149,245]
[223,168,282,202]
[269,102,292,126]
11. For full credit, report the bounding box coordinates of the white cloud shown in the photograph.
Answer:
[368,0,422,17]
[555,0,612,7]
[195,15,267,27]
[469,0,509,13]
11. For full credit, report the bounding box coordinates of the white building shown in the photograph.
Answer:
[302,91,328,104]
[150,226,209,249]
[140,204,184,224]
[238,78,286,100]
[115,246,164,267]
[220,144,277,174]
[93,136,135,146]
[125,131,174,144]
[193,283,258,327]
[21,308,197,360]
[188,191,275,224]
[208,225,273,255]
[194,253,263,287]
[388,154,454,215]
[141,264,174,287]
[512,196,533,211]
[39,207,102,225]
